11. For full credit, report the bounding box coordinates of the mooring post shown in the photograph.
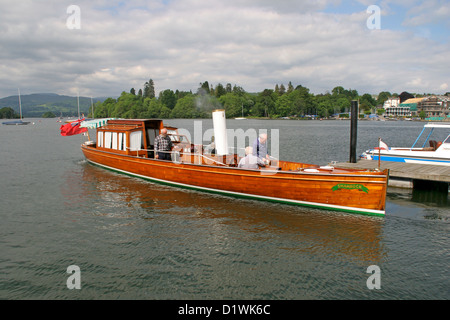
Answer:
[350,100,358,163]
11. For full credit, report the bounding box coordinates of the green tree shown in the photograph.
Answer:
[171,95,201,118]
[290,85,311,116]
[42,111,56,118]
[275,84,286,96]
[218,93,244,118]
[144,79,155,99]
[94,98,116,118]
[160,105,172,118]
[274,94,293,117]
[315,94,333,117]
[198,81,210,95]
[0,107,16,119]
[287,81,294,94]
[159,89,177,109]
[232,85,245,96]
[111,92,142,118]
[360,93,377,113]
[419,110,426,119]
[144,98,161,118]
[336,97,350,113]
[214,83,227,98]
[376,91,391,106]
[332,86,345,96]
[254,89,277,117]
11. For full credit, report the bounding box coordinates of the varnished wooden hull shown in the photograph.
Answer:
[81,145,388,216]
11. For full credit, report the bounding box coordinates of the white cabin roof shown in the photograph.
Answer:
[424,123,450,129]
[80,118,116,129]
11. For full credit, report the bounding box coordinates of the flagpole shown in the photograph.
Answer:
[77,93,80,119]
[378,137,381,170]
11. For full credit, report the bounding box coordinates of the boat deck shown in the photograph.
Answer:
[333,160,450,186]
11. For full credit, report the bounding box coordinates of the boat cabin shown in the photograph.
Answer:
[91,119,201,160]
[94,119,164,158]
[85,118,331,170]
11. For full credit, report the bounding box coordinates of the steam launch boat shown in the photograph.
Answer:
[361,123,450,166]
[80,111,389,216]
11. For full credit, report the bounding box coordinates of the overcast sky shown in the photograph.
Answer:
[0,0,449,98]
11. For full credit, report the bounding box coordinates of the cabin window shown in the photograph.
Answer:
[118,133,124,151]
[104,132,113,149]
[130,131,142,151]
[97,132,103,147]
[112,132,118,150]
[147,129,157,148]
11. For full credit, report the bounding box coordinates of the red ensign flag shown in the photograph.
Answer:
[60,119,87,136]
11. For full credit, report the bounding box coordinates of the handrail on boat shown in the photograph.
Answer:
[127,147,229,166]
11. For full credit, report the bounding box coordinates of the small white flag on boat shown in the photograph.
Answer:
[378,139,388,150]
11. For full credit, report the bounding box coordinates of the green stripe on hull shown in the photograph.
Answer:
[86,160,385,217]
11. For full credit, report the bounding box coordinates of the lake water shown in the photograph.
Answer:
[0,118,448,300]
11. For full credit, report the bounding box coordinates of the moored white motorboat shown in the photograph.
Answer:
[361,123,450,166]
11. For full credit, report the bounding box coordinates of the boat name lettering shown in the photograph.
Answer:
[332,183,369,193]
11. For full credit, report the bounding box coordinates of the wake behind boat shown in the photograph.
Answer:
[79,111,388,216]
[361,123,450,166]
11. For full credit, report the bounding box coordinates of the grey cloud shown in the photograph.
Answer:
[0,0,449,98]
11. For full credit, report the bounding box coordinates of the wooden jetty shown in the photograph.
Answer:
[333,160,450,191]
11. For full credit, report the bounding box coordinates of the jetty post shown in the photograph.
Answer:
[349,100,358,163]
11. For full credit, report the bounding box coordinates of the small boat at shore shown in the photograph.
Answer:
[360,123,450,166]
[80,111,389,216]
[2,119,31,125]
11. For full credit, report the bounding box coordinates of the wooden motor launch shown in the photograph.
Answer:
[80,115,389,216]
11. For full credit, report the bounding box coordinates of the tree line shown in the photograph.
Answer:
[91,79,402,119]
[0,107,18,119]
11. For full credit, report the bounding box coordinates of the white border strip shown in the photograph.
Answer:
[86,159,385,216]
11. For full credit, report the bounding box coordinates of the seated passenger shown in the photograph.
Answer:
[238,146,265,169]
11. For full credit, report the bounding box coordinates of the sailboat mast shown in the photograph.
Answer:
[91,97,94,118]
[77,93,80,119]
[18,88,22,120]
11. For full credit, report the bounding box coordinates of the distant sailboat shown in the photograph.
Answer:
[2,89,30,125]
[65,93,83,123]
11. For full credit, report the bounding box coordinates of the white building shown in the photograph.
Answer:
[383,97,400,108]
[383,97,412,117]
